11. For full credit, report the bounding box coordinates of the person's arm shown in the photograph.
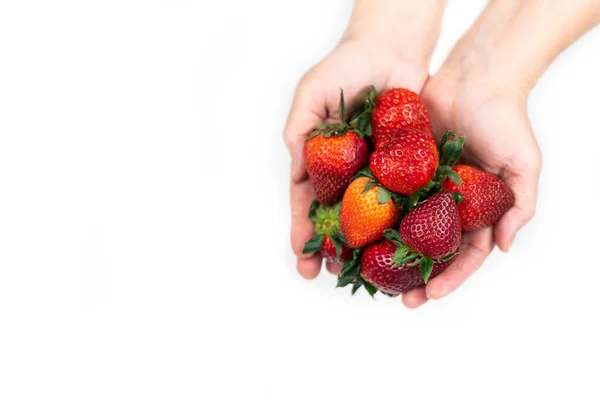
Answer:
[438,0,600,94]
[402,0,600,308]
[342,0,446,64]
[284,0,447,279]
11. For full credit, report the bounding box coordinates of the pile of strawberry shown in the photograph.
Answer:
[301,87,515,297]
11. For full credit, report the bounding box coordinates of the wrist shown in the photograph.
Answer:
[341,0,446,65]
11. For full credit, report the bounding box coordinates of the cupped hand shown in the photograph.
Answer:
[284,39,429,279]
[402,75,542,308]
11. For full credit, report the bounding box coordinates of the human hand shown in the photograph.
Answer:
[401,42,542,308]
[284,38,430,279]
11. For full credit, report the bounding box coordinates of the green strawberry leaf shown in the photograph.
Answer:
[394,253,419,265]
[451,192,464,204]
[329,233,344,259]
[358,114,371,133]
[332,201,342,213]
[308,200,320,221]
[377,186,391,204]
[393,244,409,258]
[363,280,378,297]
[333,230,350,247]
[436,165,462,186]
[351,280,363,295]
[407,256,423,267]
[307,130,322,141]
[302,234,324,254]
[419,257,434,283]
[391,193,406,208]
[393,245,416,266]
[353,167,376,181]
[336,274,355,288]
[349,86,378,138]
[365,85,378,107]
[439,252,458,261]
[383,229,402,243]
[339,257,360,279]
[407,191,422,210]
[350,106,364,121]
[446,168,462,186]
[362,180,379,194]
[438,131,455,154]
[437,131,450,155]
[441,133,464,166]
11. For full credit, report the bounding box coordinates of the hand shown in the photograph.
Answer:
[283,38,429,279]
[401,73,542,308]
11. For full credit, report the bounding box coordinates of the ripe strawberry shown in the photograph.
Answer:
[302,201,352,264]
[340,177,400,248]
[304,92,369,205]
[371,88,432,145]
[442,165,515,231]
[370,128,439,195]
[400,191,461,258]
[360,240,455,296]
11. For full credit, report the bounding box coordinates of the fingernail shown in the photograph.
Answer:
[505,235,515,253]
[426,288,442,300]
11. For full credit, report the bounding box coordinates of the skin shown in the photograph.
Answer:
[284,0,600,305]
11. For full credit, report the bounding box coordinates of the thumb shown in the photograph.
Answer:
[494,127,542,252]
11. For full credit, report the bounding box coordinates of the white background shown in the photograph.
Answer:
[1,0,599,399]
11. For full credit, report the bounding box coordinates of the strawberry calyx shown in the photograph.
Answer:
[405,131,465,210]
[352,167,405,208]
[349,85,377,138]
[336,248,378,297]
[383,229,457,283]
[302,200,348,259]
[307,89,368,141]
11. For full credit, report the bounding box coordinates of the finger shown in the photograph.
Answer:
[283,83,326,183]
[402,287,429,308]
[426,228,494,300]
[290,180,318,259]
[298,255,322,280]
[495,159,541,252]
[325,261,342,275]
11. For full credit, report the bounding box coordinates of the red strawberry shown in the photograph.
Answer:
[371,88,432,145]
[442,165,515,231]
[370,128,439,195]
[304,92,369,205]
[400,192,461,258]
[302,202,352,264]
[360,240,455,296]
[340,177,400,248]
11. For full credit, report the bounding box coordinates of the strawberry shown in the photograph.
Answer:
[340,176,400,248]
[304,91,369,205]
[399,192,462,259]
[371,88,432,145]
[302,201,352,264]
[370,128,439,195]
[360,240,456,296]
[442,165,515,231]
